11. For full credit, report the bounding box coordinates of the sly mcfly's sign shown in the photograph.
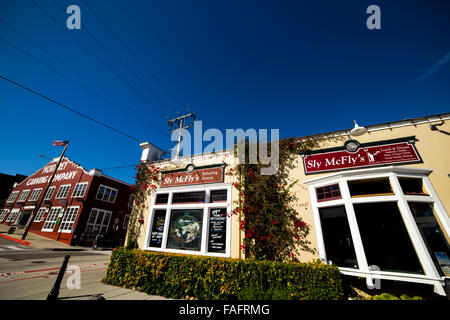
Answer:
[303,139,421,174]
[161,166,224,187]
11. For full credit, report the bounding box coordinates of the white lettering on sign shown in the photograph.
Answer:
[53,170,77,182]
[42,162,69,174]
[26,176,49,186]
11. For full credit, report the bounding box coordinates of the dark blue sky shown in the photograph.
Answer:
[1,0,449,184]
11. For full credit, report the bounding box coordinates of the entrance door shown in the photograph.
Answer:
[16,210,32,229]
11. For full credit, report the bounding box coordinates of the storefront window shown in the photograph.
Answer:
[166,209,203,251]
[149,209,166,248]
[348,178,393,197]
[319,206,358,268]
[399,178,428,196]
[353,202,424,274]
[408,202,450,277]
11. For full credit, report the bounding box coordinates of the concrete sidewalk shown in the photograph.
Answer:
[0,224,103,251]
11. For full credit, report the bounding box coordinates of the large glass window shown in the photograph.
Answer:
[399,178,428,196]
[86,208,112,234]
[42,207,63,231]
[72,182,88,198]
[6,191,19,203]
[319,206,358,268]
[96,185,118,203]
[353,202,424,274]
[408,202,450,277]
[59,206,80,232]
[55,185,71,199]
[348,178,393,197]
[28,188,43,202]
[166,209,203,251]
[17,190,30,202]
[210,190,227,203]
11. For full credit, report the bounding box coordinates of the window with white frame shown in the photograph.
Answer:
[72,182,88,198]
[28,188,43,202]
[96,185,117,203]
[43,186,56,200]
[6,208,21,223]
[6,191,19,203]
[34,207,48,222]
[305,167,450,296]
[17,190,30,202]
[86,208,112,234]
[59,206,80,232]
[55,185,71,199]
[42,207,63,231]
[145,185,231,257]
[122,214,130,230]
[0,209,10,222]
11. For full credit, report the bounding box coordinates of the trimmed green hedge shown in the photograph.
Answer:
[104,248,344,300]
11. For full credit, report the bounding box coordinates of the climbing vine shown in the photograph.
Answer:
[227,136,338,261]
[126,161,160,249]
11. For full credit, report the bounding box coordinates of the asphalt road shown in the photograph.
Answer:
[0,236,112,300]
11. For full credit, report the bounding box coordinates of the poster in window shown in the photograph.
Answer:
[149,210,166,248]
[208,208,227,253]
[434,252,450,277]
[166,209,203,251]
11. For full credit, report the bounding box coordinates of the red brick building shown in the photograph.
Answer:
[0,157,132,247]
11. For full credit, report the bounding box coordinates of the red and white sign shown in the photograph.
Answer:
[303,141,421,174]
[161,167,224,187]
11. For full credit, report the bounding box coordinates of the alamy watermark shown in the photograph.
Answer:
[170,121,279,175]
[66,265,81,290]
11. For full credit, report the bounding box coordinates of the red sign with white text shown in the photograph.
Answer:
[303,141,421,174]
[161,167,224,187]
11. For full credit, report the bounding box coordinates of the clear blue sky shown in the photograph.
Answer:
[0,0,449,184]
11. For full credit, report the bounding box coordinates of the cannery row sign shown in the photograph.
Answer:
[303,139,422,174]
[161,166,224,187]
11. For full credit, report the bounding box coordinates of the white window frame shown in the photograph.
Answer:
[122,214,131,230]
[42,207,63,232]
[72,182,88,198]
[28,188,43,202]
[43,186,56,200]
[86,208,112,234]
[0,209,10,222]
[58,206,80,233]
[304,166,450,296]
[16,190,30,203]
[143,183,232,258]
[34,207,48,222]
[96,184,118,203]
[6,208,21,223]
[55,184,71,199]
[6,191,19,203]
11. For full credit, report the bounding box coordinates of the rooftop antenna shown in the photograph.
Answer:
[168,113,196,159]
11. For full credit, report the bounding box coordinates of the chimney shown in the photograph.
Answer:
[140,142,165,162]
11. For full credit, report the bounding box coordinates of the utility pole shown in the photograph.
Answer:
[21,141,70,240]
[168,113,196,159]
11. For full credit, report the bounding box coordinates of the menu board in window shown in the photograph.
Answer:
[149,210,166,248]
[166,209,203,251]
[208,208,227,253]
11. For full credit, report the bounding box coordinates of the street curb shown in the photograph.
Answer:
[0,233,31,246]
[50,248,87,251]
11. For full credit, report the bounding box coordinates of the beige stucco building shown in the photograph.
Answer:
[132,113,450,296]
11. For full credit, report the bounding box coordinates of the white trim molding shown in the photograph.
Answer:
[143,183,233,258]
[304,166,449,296]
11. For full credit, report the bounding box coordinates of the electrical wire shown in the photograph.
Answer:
[0,74,142,142]
[0,34,170,138]
[79,0,192,115]
[31,0,168,120]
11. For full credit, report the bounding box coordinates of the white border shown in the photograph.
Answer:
[143,183,232,258]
